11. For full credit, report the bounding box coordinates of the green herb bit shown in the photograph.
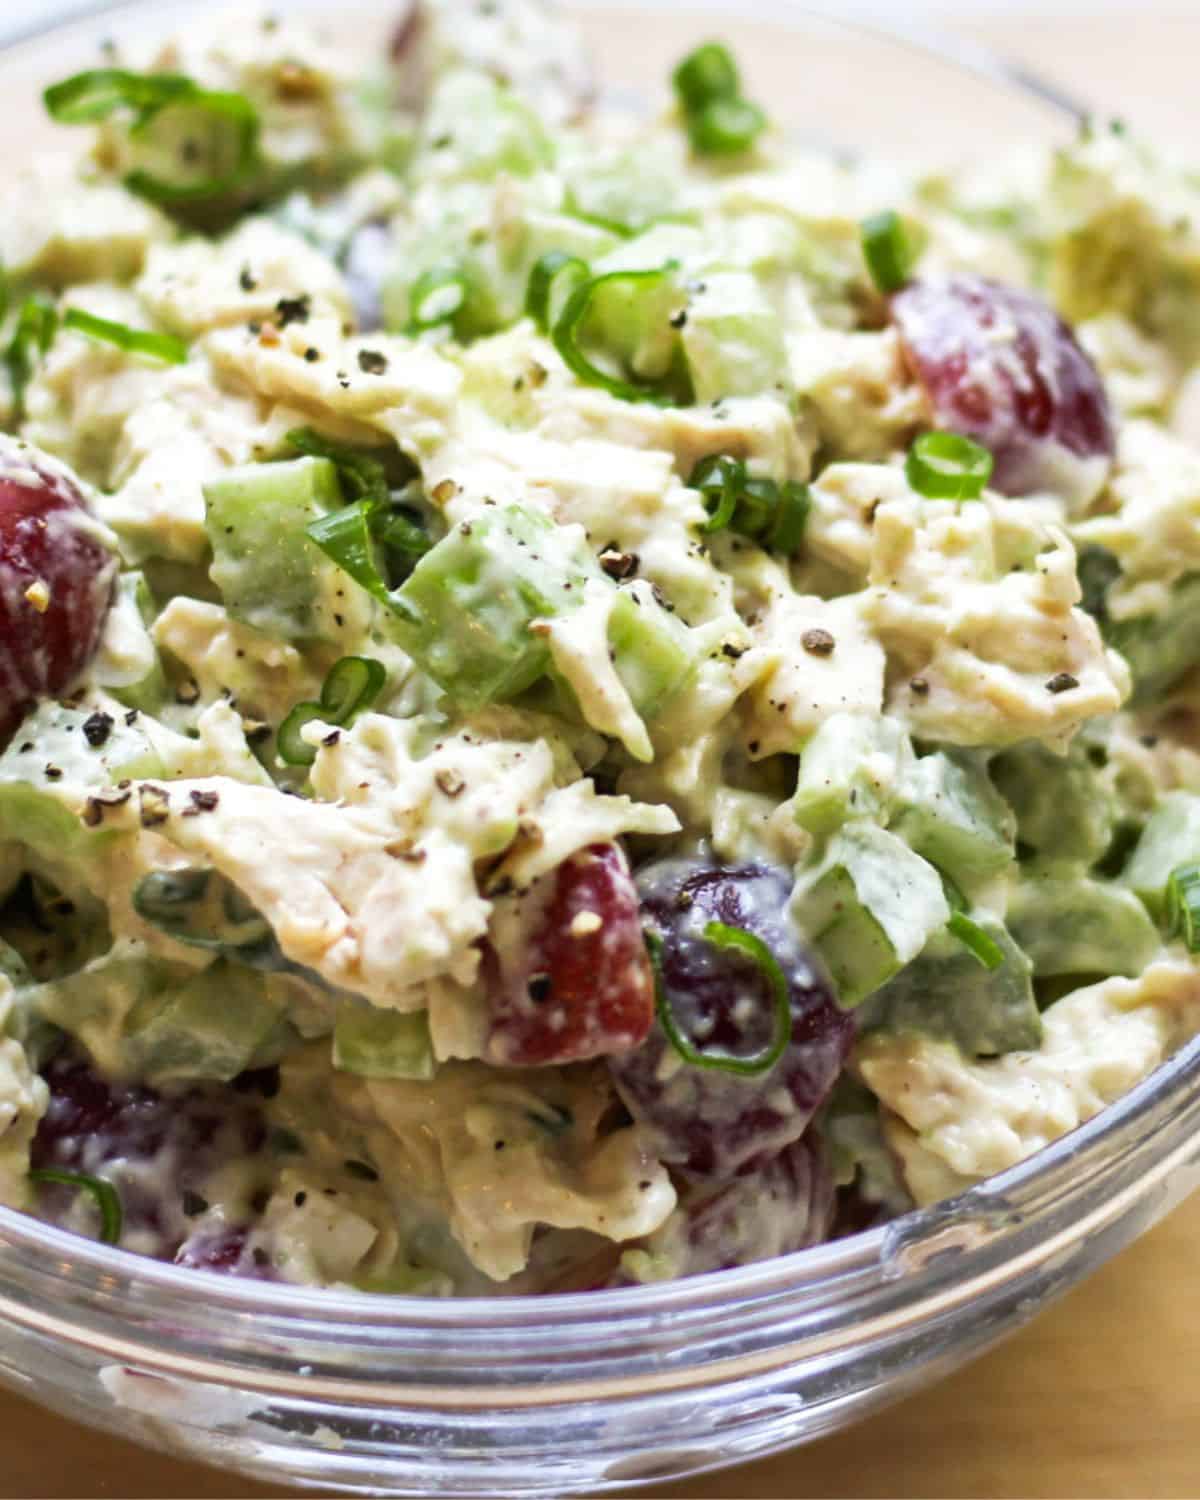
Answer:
[906,430,994,502]
[946,910,1005,971]
[278,655,387,768]
[688,454,808,554]
[553,263,686,405]
[6,297,57,416]
[29,1168,123,1245]
[861,209,915,295]
[672,42,740,113]
[43,68,195,125]
[525,250,589,334]
[646,921,791,1077]
[284,427,391,508]
[687,96,766,156]
[408,266,469,331]
[63,307,187,364]
[1166,861,1200,952]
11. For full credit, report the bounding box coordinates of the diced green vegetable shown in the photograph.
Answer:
[552,262,690,405]
[91,572,168,713]
[791,823,949,1007]
[990,741,1116,865]
[859,917,1041,1056]
[861,210,915,295]
[605,586,699,720]
[1123,792,1200,917]
[679,270,789,403]
[905,431,994,500]
[1165,861,1200,952]
[1108,573,1200,704]
[792,713,912,837]
[132,868,277,966]
[890,751,1015,891]
[332,1005,436,1080]
[205,456,355,642]
[1007,870,1160,977]
[415,70,553,184]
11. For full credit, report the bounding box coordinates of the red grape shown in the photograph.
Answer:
[0,437,117,741]
[174,1225,273,1279]
[890,274,1115,504]
[483,843,655,1066]
[609,860,854,1180]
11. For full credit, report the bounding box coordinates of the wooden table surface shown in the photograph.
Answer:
[3,8,1199,1498]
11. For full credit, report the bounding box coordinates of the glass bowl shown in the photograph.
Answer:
[0,3,1193,1496]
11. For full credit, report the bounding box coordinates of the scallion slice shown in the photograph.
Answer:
[276,700,327,767]
[688,454,808,554]
[1166,861,1200,952]
[409,267,469,331]
[647,921,791,1077]
[379,509,432,562]
[320,656,387,724]
[687,95,766,156]
[525,250,589,334]
[860,209,914,295]
[30,1168,123,1245]
[43,68,194,125]
[285,427,391,508]
[906,430,994,501]
[6,297,57,416]
[552,264,684,405]
[63,307,187,364]
[946,910,1005,971]
[692,453,743,534]
[767,481,811,554]
[672,41,740,112]
[305,501,394,608]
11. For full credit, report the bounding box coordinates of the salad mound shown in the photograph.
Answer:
[0,0,1198,1293]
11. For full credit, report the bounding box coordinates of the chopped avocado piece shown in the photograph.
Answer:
[890,751,1015,892]
[1123,792,1200,918]
[679,270,790,404]
[388,503,698,715]
[1007,869,1160,977]
[332,1005,435,1080]
[91,572,168,713]
[791,823,949,1007]
[990,740,1116,865]
[1108,573,1200,704]
[205,456,356,643]
[792,713,913,837]
[859,917,1041,1057]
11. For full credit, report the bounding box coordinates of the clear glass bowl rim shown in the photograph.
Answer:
[0,0,1191,1416]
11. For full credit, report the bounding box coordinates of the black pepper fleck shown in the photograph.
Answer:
[910,677,930,695]
[357,348,388,375]
[239,265,258,293]
[527,973,553,1003]
[801,628,836,656]
[182,1190,209,1218]
[82,711,114,748]
[275,294,311,327]
[1046,672,1079,694]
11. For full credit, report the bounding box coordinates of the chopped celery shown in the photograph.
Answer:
[205,456,352,642]
[1123,792,1200,918]
[791,823,949,1007]
[792,713,912,836]
[890,751,1015,891]
[1007,870,1160,977]
[333,1005,435,1080]
[1108,574,1200,704]
[679,270,789,403]
[990,741,1116,865]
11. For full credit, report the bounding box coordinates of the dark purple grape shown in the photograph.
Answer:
[663,1134,835,1277]
[608,860,854,1180]
[891,273,1115,503]
[32,1050,268,1260]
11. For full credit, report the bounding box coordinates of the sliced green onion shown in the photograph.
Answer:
[646,921,791,1078]
[906,431,994,502]
[688,455,808,554]
[1166,861,1200,952]
[63,307,187,364]
[860,209,914,295]
[380,509,432,562]
[277,700,326,767]
[687,95,766,156]
[285,427,391,507]
[672,42,740,112]
[409,267,468,331]
[767,481,811,553]
[946,910,1005,971]
[305,501,394,609]
[320,656,386,723]
[552,264,683,406]
[43,68,195,125]
[6,297,57,416]
[525,250,589,334]
[30,1168,123,1245]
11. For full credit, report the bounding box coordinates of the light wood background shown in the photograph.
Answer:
[1,8,1197,1498]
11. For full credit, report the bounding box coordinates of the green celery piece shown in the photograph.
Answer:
[791,823,949,1008]
[1109,573,1200,705]
[793,714,913,837]
[859,918,1041,1057]
[332,1005,435,1080]
[204,456,348,642]
[1007,869,1160,977]
[990,740,1116,866]
[678,269,790,404]
[606,585,699,719]
[1123,792,1200,918]
[91,572,168,713]
[890,751,1016,891]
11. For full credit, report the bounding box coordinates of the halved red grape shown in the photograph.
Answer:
[483,842,655,1066]
[661,1134,835,1278]
[609,860,854,1180]
[174,1225,273,1279]
[890,273,1115,507]
[0,437,117,741]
